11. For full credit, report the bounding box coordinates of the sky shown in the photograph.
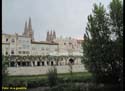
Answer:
[2,0,112,41]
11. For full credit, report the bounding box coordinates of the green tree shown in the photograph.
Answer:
[83,3,111,83]
[82,0,123,86]
[2,55,9,84]
[109,0,123,86]
[47,66,58,87]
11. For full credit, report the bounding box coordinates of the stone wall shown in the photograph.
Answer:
[8,64,87,76]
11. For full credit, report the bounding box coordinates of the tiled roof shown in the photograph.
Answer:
[31,41,58,45]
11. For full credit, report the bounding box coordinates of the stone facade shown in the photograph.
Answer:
[2,18,85,75]
[8,65,87,76]
[5,55,87,75]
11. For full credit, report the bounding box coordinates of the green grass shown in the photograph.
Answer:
[7,72,92,82]
[3,72,93,88]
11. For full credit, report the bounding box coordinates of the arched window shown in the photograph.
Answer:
[6,38,8,42]
[51,61,54,66]
[37,62,40,66]
[69,58,74,65]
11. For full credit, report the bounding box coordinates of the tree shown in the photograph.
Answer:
[2,56,9,84]
[82,0,123,86]
[83,3,111,83]
[68,62,73,83]
[109,0,123,87]
[47,66,58,87]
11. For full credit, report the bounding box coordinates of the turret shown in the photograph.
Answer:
[23,21,28,36]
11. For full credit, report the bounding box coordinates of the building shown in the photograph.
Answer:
[2,18,86,75]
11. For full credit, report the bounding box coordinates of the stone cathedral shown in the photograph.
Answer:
[2,18,87,75]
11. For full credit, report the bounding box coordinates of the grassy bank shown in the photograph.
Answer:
[7,72,92,82]
[3,72,92,87]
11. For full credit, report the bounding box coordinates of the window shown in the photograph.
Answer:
[26,51,29,54]
[46,48,49,51]
[10,62,15,67]
[23,51,25,54]
[19,47,21,49]
[11,50,14,54]
[37,62,40,66]
[22,62,26,66]
[12,39,15,43]
[42,48,44,50]
[6,52,8,55]
[6,38,8,42]
[17,62,21,66]
[18,51,21,54]
[51,61,54,66]
[69,43,72,45]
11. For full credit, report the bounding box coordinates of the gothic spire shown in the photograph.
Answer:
[23,21,28,36]
[50,30,53,41]
[46,31,49,41]
[28,17,32,32]
[53,30,56,39]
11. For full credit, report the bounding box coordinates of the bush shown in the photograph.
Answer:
[47,66,58,87]
[27,78,48,88]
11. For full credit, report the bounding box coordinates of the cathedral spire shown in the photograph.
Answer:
[50,30,53,41]
[46,31,49,41]
[23,21,28,36]
[53,30,56,40]
[28,17,32,32]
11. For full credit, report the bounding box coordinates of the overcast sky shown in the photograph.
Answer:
[2,0,111,41]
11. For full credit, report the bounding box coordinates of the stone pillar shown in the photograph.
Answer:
[64,59,66,65]
[45,61,47,66]
[63,60,65,65]
[66,59,68,65]
[79,58,82,64]
[77,58,80,64]
[20,62,22,67]
[35,61,37,66]
[31,61,33,67]
[9,62,11,67]
[25,62,27,67]
[16,62,18,67]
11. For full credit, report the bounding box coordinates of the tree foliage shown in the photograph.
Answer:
[82,0,123,86]
[2,56,9,83]
[47,66,58,87]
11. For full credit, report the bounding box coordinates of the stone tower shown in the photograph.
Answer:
[46,30,56,42]
[50,30,53,41]
[53,30,56,40]
[46,31,50,41]
[23,21,28,36]
[23,17,34,41]
[28,17,34,40]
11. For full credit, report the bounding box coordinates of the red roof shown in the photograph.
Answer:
[31,41,58,45]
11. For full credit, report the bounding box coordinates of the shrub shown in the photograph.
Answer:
[47,66,58,87]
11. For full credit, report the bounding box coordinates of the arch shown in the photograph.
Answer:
[10,62,15,67]
[37,61,40,66]
[69,58,74,65]
[42,61,44,66]
[47,61,49,66]
[51,61,54,66]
